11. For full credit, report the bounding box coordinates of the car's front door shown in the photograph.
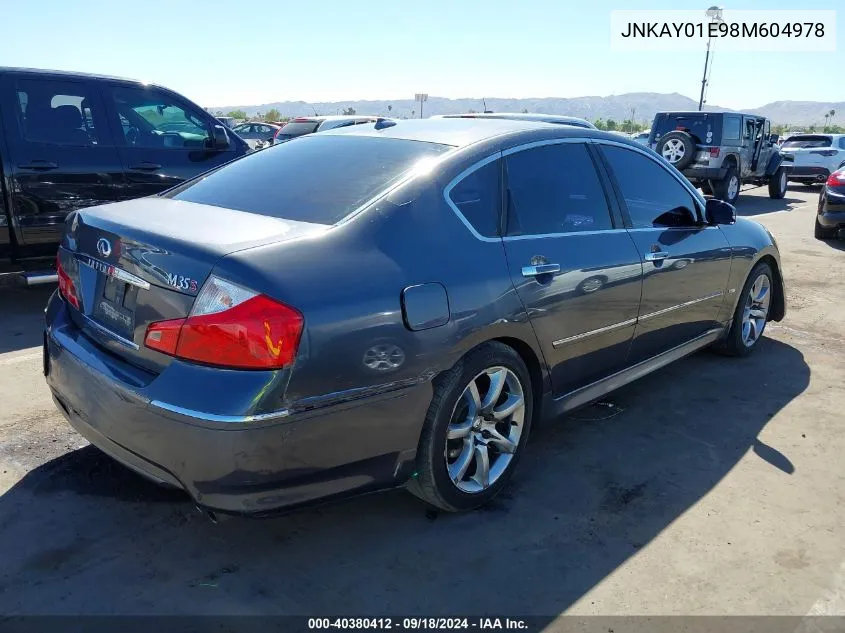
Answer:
[597,142,732,365]
[0,74,123,248]
[740,117,757,178]
[102,83,239,198]
[500,140,644,396]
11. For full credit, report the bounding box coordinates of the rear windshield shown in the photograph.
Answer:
[167,135,451,224]
[650,113,720,145]
[278,120,320,137]
[782,135,832,149]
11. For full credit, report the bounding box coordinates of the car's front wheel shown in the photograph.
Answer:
[407,342,533,512]
[720,262,773,357]
[713,165,741,205]
[768,167,787,199]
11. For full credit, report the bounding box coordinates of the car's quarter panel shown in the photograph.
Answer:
[0,73,125,247]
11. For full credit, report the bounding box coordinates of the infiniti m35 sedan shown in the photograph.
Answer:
[45,118,785,515]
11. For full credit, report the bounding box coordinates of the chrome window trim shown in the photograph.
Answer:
[553,318,637,348]
[503,228,628,241]
[150,400,290,423]
[501,136,593,156]
[82,315,140,350]
[638,291,724,322]
[442,152,503,243]
[552,291,724,347]
[591,138,708,216]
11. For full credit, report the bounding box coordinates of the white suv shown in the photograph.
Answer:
[781,134,845,186]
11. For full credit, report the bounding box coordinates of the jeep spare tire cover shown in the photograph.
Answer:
[658,131,696,170]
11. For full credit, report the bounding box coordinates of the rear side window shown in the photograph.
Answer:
[601,145,699,229]
[278,120,319,140]
[169,135,451,224]
[723,115,741,141]
[448,159,500,238]
[505,143,613,235]
[783,135,833,149]
[13,78,102,146]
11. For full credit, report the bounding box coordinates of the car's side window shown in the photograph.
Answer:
[601,145,700,229]
[107,86,211,149]
[723,115,741,142]
[504,143,613,236]
[13,78,102,147]
[839,137,845,150]
[447,158,501,238]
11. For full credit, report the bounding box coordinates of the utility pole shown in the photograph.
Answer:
[699,6,724,111]
[415,93,428,119]
[630,107,636,133]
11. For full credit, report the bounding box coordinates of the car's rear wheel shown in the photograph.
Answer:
[713,165,740,205]
[657,131,696,170]
[719,262,773,357]
[768,167,787,199]
[407,342,533,512]
[815,217,836,240]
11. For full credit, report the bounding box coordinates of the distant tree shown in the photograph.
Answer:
[522,108,528,114]
[411,110,415,118]
[387,104,392,113]
[342,107,356,116]
[593,118,605,130]
[808,124,817,132]
[264,108,281,122]
[215,110,223,116]
[227,109,247,120]
[606,119,618,131]
[468,109,477,114]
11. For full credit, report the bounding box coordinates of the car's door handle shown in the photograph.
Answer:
[644,251,670,262]
[18,161,58,171]
[128,162,162,171]
[522,263,561,277]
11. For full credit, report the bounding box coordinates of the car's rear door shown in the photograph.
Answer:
[0,73,124,248]
[101,82,240,199]
[596,141,732,365]
[500,140,643,396]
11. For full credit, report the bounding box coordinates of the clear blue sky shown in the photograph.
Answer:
[2,0,842,110]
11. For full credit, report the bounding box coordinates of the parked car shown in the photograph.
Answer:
[45,118,785,517]
[0,67,249,286]
[631,130,650,145]
[435,112,596,129]
[649,111,791,204]
[216,116,236,129]
[232,122,281,149]
[272,115,381,144]
[780,134,845,187]
[815,168,845,239]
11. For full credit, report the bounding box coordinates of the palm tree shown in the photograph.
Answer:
[824,113,830,129]
[830,109,836,127]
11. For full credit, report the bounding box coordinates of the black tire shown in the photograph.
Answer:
[768,166,787,199]
[406,342,534,512]
[700,181,713,195]
[712,165,740,205]
[719,262,773,357]
[815,217,835,240]
[657,131,696,170]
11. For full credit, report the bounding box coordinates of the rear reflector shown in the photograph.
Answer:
[56,253,80,310]
[145,276,303,370]
[709,147,721,158]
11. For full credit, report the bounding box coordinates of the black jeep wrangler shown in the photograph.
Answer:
[649,111,792,205]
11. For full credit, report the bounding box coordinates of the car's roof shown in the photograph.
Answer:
[657,110,761,118]
[319,117,626,148]
[0,65,154,87]
[435,112,595,128]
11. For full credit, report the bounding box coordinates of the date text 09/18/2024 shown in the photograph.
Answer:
[307,617,529,630]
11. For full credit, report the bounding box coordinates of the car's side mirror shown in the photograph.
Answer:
[769,134,780,144]
[212,125,230,150]
[705,198,736,225]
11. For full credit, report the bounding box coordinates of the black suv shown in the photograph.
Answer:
[649,111,791,205]
[0,67,249,286]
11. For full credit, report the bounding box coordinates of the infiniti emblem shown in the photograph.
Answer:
[96,238,112,258]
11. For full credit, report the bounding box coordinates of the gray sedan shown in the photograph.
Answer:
[45,119,785,517]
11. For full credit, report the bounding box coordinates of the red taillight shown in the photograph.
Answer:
[827,171,845,186]
[145,277,303,370]
[56,253,80,310]
[709,147,721,158]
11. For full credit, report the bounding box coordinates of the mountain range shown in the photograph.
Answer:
[210,92,843,127]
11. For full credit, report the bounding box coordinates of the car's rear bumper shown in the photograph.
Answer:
[44,296,431,515]
[789,166,830,181]
[682,166,728,180]
[818,209,845,229]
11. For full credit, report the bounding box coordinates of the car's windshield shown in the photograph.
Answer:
[167,135,452,224]
[782,135,832,149]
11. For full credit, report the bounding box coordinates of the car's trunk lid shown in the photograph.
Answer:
[59,197,327,373]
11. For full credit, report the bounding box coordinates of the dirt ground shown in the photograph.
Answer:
[0,183,843,624]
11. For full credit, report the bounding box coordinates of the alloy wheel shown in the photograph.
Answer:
[741,274,771,347]
[661,139,685,164]
[728,175,740,201]
[445,367,525,494]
